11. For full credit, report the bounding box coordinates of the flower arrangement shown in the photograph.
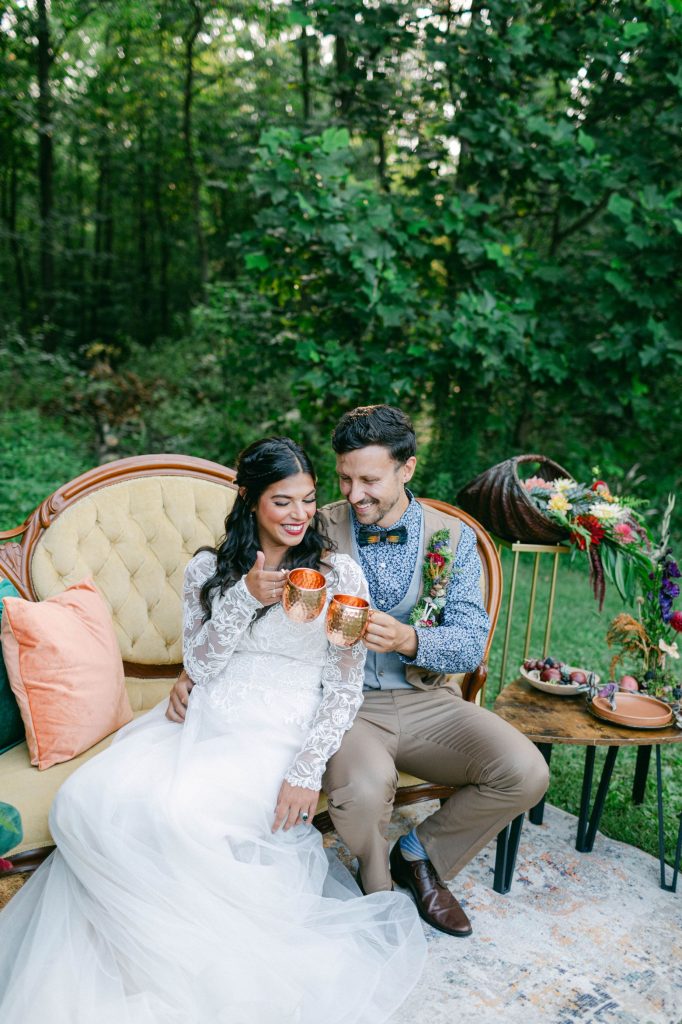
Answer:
[524,471,680,701]
[606,496,681,701]
[523,471,650,610]
[409,529,455,628]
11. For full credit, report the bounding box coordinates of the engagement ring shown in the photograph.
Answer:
[300,812,309,822]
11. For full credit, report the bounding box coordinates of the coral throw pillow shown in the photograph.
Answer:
[1,579,132,770]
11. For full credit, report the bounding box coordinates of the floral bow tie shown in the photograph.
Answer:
[357,525,408,547]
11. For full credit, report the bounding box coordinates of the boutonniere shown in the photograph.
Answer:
[409,529,456,628]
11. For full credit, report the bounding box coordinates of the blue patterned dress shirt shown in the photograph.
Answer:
[352,492,490,676]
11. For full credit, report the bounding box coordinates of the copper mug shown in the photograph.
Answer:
[325,594,370,647]
[282,568,327,623]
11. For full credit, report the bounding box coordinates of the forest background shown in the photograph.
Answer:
[1,0,681,525]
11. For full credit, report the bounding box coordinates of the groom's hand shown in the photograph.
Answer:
[272,781,319,832]
[166,669,194,723]
[364,610,418,658]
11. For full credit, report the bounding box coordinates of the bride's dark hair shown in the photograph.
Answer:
[198,436,334,620]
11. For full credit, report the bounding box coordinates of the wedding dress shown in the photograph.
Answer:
[0,551,426,1023]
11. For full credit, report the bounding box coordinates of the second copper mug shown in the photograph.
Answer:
[326,594,370,647]
[282,568,327,623]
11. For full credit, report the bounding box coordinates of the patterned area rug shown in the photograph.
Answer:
[323,802,682,1024]
[2,804,680,1023]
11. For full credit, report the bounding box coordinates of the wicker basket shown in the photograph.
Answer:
[456,454,573,545]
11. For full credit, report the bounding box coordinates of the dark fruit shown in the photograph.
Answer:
[569,670,587,685]
[540,667,562,682]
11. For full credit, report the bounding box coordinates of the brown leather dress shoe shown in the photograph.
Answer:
[390,841,473,937]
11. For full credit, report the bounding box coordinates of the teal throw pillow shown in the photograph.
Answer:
[0,578,25,755]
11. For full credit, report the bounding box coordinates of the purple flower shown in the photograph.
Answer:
[665,559,681,579]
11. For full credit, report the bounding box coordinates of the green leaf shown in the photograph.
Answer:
[320,127,350,154]
[614,549,628,603]
[607,194,635,223]
[244,252,270,271]
[578,130,595,155]
[623,21,650,40]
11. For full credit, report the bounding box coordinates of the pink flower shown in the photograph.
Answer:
[614,522,636,544]
[0,858,13,872]
[523,476,554,491]
[670,611,682,633]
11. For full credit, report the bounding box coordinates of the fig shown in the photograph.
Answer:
[619,675,638,692]
[523,659,534,671]
[540,667,562,682]
[569,670,587,685]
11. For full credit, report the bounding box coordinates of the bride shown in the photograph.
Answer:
[0,436,426,1024]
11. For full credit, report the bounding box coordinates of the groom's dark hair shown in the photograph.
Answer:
[331,405,417,465]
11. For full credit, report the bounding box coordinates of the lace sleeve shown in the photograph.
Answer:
[285,554,368,791]
[183,551,262,687]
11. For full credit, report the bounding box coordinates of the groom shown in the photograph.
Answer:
[167,405,549,937]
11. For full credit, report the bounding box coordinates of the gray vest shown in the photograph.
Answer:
[320,500,463,694]
[349,516,426,692]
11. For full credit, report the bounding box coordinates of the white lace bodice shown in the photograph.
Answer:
[183,550,368,789]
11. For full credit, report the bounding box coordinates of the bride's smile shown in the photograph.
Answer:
[255,470,317,560]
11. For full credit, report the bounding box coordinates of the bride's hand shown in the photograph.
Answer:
[245,550,287,606]
[272,781,319,832]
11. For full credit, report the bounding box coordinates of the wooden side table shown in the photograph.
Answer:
[493,678,682,893]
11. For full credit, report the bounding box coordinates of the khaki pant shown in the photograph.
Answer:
[322,688,549,893]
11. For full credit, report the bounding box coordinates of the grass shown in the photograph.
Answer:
[484,547,682,870]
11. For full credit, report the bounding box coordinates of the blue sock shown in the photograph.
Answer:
[399,828,428,862]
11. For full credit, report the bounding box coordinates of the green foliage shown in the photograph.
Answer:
[0,803,22,857]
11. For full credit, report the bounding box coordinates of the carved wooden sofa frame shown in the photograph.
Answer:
[0,455,501,876]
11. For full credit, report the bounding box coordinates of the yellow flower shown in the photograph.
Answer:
[548,493,572,513]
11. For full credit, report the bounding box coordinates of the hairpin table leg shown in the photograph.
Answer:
[575,746,619,853]
[656,744,682,893]
[632,745,652,805]
[493,813,525,894]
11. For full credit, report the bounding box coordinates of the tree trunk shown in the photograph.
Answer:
[7,157,29,327]
[335,35,352,117]
[36,0,54,325]
[183,1,207,290]
[91,143,113,343]
[136,125,151,340]
[377,132,389,191]
[152,144,170,336]
[299,28,312,123]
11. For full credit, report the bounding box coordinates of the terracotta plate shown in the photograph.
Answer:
[520,666,599,696]
[589,692,673,729]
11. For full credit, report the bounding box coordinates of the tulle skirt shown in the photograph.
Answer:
[0,684,426,1023]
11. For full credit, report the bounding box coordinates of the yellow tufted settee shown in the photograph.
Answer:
[0,455,238,872]
[0,455,502,875]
